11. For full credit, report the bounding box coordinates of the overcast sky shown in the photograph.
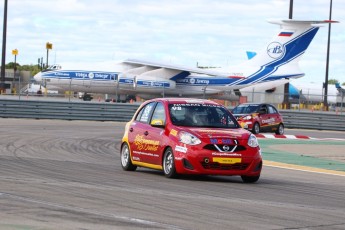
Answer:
[1,0,344,84]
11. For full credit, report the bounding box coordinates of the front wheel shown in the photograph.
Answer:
[120,143,137,171]
[252,122,260,134]
[275,123,284,135]
[163,147,177,178]
[241,175,260,183]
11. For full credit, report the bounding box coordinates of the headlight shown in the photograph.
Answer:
[179,131,201,145]
[243,115,252,120]
[248,134,259,148]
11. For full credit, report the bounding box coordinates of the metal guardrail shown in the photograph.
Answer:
[0,99,139,122]
[1,99,345,131]
[280,110,345,132]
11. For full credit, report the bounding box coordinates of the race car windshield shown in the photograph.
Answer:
[169,104,239,128]
[232,104,260,114]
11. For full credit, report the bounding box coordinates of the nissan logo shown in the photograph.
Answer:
[223,145,230,151]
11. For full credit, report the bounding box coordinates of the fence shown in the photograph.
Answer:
[1,98,345,131]
[0,98,139,122]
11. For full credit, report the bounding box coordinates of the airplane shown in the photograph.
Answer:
[33,19,337,101]
[336,82,345,95]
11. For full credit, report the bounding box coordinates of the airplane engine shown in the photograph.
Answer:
[134,77,176,89]
[130,67,182,90]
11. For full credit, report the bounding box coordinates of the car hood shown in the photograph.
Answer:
[187,127,251,140]
[233,113,259,119]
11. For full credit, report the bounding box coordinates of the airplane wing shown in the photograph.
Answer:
[122,58,231,78]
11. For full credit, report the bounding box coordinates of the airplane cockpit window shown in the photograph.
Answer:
[47,64,62,70]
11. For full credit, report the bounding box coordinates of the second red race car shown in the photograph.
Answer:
[121,98,262,183]
[231,103,284,135]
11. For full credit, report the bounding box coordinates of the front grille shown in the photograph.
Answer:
[203,144,246,152]
[201,162,249,170]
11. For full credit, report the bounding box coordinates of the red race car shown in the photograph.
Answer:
[232,103,284,135]
[121,98,262,183]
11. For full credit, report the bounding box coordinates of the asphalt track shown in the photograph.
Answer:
[0,119,345,230]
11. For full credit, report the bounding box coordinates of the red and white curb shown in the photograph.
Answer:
[255,134,310,139]
[255,134,345,141]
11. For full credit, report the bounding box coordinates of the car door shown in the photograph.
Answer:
[127,102,157,164]
[257,104,272,132]
[146,102,167,165]
[128,102,166,165]
[267,104,281,132]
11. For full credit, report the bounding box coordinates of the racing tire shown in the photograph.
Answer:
[163,147,178,178]
[241,175,260,183]
[275,123,284,135]
[252,122,260,134]
[120,143,137,171]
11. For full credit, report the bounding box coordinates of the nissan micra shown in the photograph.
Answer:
[121,98,262,183]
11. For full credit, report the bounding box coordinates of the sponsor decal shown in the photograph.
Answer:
[75,72,88,78]
[137,80,171,88]
[195,79,209,84]
[261,118,275,124]
[185,78,210,85]
[134,134,160,151]
[175,145,187,153]
[212,152,242,157]
[267,42,285,59]
[210,138,232,145]
[195,129,242,137]
[132,156,140,161]
[170,129,178,136]
[213,157,241,164]
[170,103,222,112]
[133,151,159,158]
[53,72,70,77]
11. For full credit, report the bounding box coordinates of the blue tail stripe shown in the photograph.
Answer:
[229,27,319,86]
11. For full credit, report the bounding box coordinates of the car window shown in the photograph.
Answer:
[151,102,166,125]
[268,105,277,114]
[135,102,156,123]
[169,103,239,128]
[232,104,259,114]
[259,105,268,114]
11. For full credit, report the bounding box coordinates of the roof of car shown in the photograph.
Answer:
[148,98,221,105]
[237,103,261,106]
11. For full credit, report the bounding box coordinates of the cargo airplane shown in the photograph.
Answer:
[34,19,336,100]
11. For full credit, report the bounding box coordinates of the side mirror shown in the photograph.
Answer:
[151,119,165,128]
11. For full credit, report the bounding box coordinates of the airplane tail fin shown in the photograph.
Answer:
[237,19,338,85]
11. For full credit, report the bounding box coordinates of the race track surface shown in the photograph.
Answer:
[0,119,344,230]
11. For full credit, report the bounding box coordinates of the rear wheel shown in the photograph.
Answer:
[252,122,260,134]
[163,147,177,178]
[120,143,137,171]
[275,123,284,135]
[241,175,260,183]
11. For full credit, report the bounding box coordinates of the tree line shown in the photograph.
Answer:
[5,62,41,76]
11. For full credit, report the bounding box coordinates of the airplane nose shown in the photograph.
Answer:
[33,72,42,82]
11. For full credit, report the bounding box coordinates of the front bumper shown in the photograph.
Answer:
[173,145,262,176]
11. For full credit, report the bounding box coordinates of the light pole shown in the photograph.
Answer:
[0,0,8,93]
[323,0,333,111]
[12,49,18,94]
[46,42,53,68]
[282,0,294,109]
